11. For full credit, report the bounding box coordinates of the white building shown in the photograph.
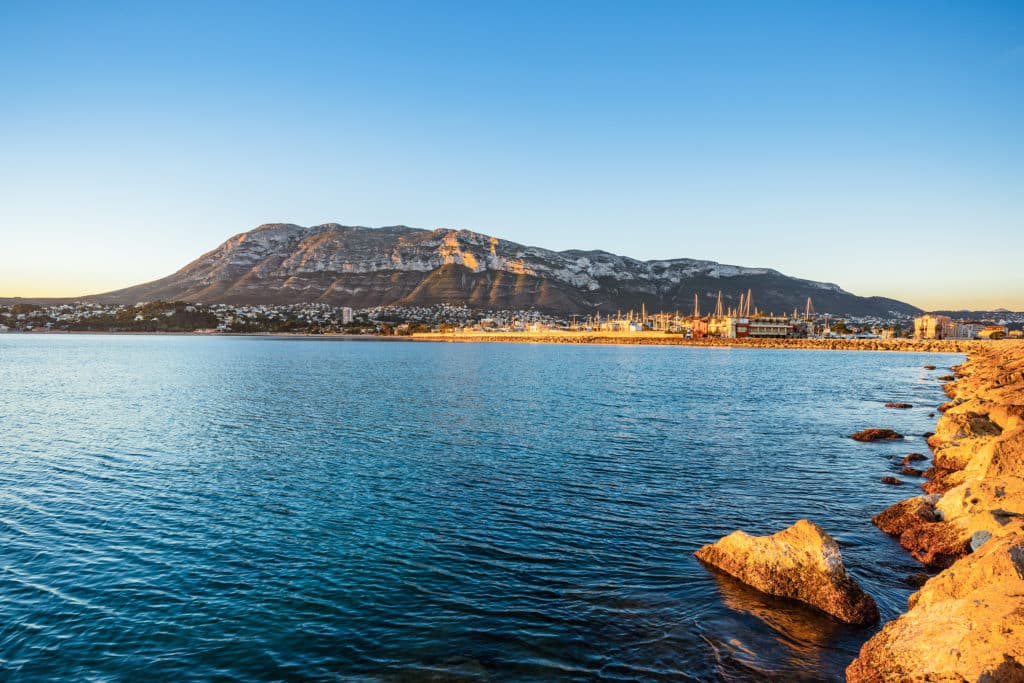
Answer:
[951,322,986,339]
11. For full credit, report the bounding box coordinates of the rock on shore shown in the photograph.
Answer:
[847,524,1024,682]
[695,519,879,625]
[849,341,1024,680]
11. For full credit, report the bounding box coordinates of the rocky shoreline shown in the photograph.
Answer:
[413,331,982,353]
[692,341,1024,680]
[845,341,1024,681]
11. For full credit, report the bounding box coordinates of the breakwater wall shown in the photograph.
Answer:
[846,341,1024,680]
[414,331,982,353]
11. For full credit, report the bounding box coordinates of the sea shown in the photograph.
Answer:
[0,334,960,681]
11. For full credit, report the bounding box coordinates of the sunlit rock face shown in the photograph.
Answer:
[695,519,879,626]
[846,525,1024,683]
[850,342,1024,681]
[89,223,921,314]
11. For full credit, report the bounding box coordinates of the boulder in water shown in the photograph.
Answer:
[850,428,904,442]
[695,519,879,625]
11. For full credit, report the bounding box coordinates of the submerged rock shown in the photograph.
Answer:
[900,466,924,477]
[902,452,927,464]
[880,476,903,486]
[884,402,913,409]
[695,519,879,625]
[850,428,904,442]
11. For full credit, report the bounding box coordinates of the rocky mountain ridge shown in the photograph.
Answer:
[91,223,920,316]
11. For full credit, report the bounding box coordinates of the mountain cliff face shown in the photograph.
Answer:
[92,223,920,316]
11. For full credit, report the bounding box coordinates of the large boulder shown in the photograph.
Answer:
[965,427,1024,479]
[872,496,938,536]
[872,495,970,569]
[695,519,879,625]
[898,521,972,569]
[935,476,1024,540]
[989,404,1024,432]
[928,411,1002,448]
[932,437,990,471]
[846,527,1024,682]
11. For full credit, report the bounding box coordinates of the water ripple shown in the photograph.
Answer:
[0,336,960,680]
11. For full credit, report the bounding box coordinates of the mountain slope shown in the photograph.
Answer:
[91,223,920,316]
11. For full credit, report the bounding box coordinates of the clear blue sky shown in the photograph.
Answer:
[1,1,1021,309]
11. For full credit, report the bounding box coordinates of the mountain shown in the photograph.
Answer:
[90,223,921,317]
[932,310,1023,319]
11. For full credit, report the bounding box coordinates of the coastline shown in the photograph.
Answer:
[411,331,981,353]
[846,340,1024,680]
[5,328,985,353]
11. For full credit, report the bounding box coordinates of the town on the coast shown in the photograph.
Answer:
[1,292,1021,340]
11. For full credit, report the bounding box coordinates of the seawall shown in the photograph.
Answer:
[413,331,982,353]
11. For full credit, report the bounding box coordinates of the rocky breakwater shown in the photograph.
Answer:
[695,519,879,626]
[417,332,982,354]
[848,341,1024,681]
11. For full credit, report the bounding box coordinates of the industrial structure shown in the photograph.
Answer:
[571,290,817,339]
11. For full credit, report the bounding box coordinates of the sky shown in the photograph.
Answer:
[1,1,1021,310]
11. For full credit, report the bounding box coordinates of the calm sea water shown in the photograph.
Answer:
[0,335,959,681]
